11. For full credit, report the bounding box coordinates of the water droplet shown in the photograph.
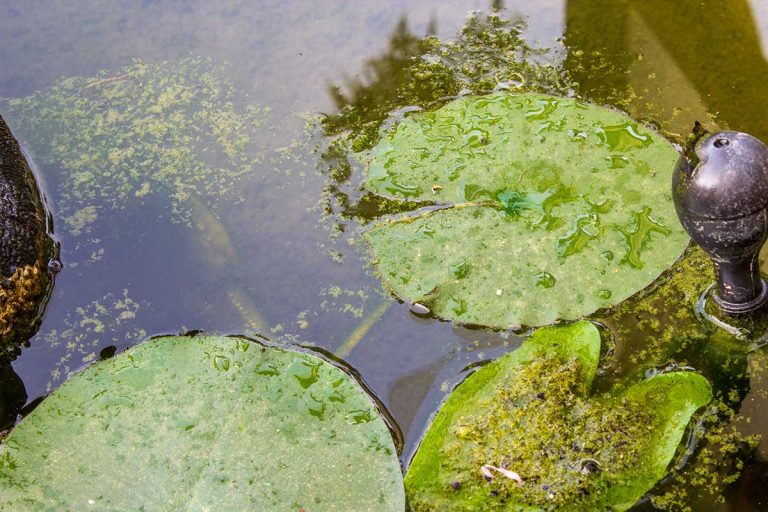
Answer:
[288,359,321,389]
[328,389,346,403]
[568,129,587,142]
[255,361,280,376]
[618,207,671,269]
[346,409,374,424]
[533,272,556,288]
[462,128,490,147]
[605,154,630,169]
[213,355,230,371]
[447,164,465,181]
[595,122,652,152]
[416,224,435,238]
[451,261,471,279]
[448,296,468,316]
[381,176,420,197]
[306,395,326,420]
[525,98,559,120]
[601,251,614,261]
[557,215,600,257]
[464,184,492,202]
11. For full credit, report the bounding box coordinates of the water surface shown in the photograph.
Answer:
[2,1,768,509]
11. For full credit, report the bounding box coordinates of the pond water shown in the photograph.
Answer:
[2,0,768,510]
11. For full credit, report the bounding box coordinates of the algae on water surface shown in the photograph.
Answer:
[4,58,269,232]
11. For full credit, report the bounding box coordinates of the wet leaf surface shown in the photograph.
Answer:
[405,321,712,511]
[364,92,687,328]
[0,336,404,511]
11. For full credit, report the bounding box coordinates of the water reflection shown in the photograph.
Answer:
[565,0,768,139]
[320,1,768,507]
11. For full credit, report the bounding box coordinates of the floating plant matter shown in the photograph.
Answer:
[4,58,268,231]
[405,321,712,511]
[364,92,687,328]
[0,336,404,511]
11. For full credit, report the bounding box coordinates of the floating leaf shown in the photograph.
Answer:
[364,93,687,328]
[0,336,404,511]
[405,321,712,511]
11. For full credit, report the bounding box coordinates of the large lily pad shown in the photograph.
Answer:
[405,321,712,511]
[0,336,404,511]
[364,92,687,328]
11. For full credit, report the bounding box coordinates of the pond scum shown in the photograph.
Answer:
[1,57,272,387]
[319,9,764,510]
[5,57,269,231]
[446,357,655,510]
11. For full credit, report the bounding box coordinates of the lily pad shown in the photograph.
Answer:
[0,336,404,511]
[364,92,687,328]
[405,321,712,511]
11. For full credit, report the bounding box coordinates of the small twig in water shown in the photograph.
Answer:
[84,74,129,89]
[335,300,391,359]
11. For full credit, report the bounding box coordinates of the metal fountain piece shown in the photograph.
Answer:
[673,125,768,314]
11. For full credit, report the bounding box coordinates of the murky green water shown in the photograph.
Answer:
[2,0,768,509]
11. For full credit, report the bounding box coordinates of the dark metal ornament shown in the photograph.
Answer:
[672,127,768,314]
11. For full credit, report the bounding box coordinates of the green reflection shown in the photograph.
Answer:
[565,0,768,139]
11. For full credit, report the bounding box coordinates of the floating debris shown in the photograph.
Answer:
[480,465,522,483]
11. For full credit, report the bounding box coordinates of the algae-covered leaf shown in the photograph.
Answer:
[405,321,712,511]
[0,336,404,511]
[364,92,687,328]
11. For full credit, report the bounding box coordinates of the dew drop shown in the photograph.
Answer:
[213,355,230,371]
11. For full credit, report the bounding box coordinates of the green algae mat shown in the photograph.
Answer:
[405,321,712,511]
[0,336,404,511]
[364,93,687,328]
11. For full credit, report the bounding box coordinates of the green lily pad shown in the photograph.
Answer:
[0,336,404,511]
[405,321,712,511]
[364,92,687,328]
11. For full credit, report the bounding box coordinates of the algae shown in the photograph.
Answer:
[405,321,713,511]
[35,290,146,392]
[4,58,269,231]
[650,398,759,511]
